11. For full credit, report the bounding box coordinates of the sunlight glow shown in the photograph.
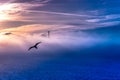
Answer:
[0,3,21,21]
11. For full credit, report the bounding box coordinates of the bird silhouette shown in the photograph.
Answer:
[28,42,42,51]
[4,32,12,35]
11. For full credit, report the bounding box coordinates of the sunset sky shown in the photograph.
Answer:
[0,0,120,54]
[0,0,120,51]
[0,0,120,80]
[0,0,119,28]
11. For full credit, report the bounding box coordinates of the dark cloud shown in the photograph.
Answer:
[32,0,104,12]
[13,0,51,4]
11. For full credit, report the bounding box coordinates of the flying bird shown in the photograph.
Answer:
[41,33,47,37]
[28,42,42,51]
[4,32,12,35]
[41,31,50,38]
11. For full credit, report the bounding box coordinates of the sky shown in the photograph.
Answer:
[0,0,120,28]
[0,0,120,54]
[0,1,120,80]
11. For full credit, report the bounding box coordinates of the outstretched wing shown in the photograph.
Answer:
[28,42,42,51]
[28,46,33,51]
[35,42,42,46]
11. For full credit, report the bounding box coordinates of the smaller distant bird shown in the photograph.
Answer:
[4,32,12,35]
[41,33,47,37]
[28,42,42,51]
